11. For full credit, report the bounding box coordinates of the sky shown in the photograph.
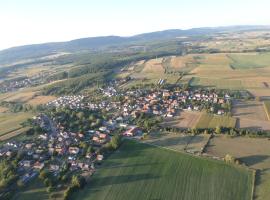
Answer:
[0,0,269,50]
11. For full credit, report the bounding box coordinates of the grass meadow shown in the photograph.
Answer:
[73,140,253,200]
[195,113,236,129]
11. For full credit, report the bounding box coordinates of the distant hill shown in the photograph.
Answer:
[0,25,270,64]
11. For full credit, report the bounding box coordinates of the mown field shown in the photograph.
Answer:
[73,140,253,200]
[195,113,236,129]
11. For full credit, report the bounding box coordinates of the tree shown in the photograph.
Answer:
[110,134,122,150]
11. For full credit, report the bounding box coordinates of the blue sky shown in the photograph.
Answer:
[0,0,269,50]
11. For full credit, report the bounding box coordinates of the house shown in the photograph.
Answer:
[68,147,80,155]
[97,154,104,161]
[33,162,45,170]
[123,127,141,137]
[50,164,60,171]
[21,160,33,168]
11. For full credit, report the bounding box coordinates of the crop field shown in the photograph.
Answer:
[167,55,200,72]
[195,113,236,129]
[248,89,270,99]
[229,53,270,69]
[197,32,270,52]
[232,100,268,121]
[190,77,243,89]
[185,134,211,154]
[232,100,270,130]
[187,53,270,92]
[263,101,270,120]
[27,95,56,106]
[144,132,193,152]
[0,112,33,136]
[237,118,270,131]
[0,127,30,141]
[73,140,253,200]
[126,57,181,86]
[144,132,211,154]
[205,135,270,200]
[161,111,201,129]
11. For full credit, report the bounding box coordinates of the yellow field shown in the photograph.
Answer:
[141,58,164,73]
[170,55,196,70]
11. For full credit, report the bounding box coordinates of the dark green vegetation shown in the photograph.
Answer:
[46,107,103,132]
[73,140,253,200]
[0,159,19,199]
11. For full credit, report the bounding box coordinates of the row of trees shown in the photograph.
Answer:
[163,126,270,137]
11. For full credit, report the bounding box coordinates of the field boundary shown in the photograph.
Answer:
[251,169,257,200]
[263,101,270,121]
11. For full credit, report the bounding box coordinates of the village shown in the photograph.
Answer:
[0,82,232,197]
[0,71,52,93]
[47,85,231,117]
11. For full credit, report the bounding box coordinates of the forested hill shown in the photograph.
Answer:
[1,25,269,64]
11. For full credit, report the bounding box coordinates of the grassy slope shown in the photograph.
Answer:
[73,140,253,200]
[195,113,236,129]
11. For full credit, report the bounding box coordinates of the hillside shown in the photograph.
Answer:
[1,25,269,65]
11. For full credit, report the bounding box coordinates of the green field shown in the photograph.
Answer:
[0,112,33,136]
[73,140,253,200]
[189,77,243,89]
[263,101,270,120]
[229,53,270,69]
[195,113,236,129]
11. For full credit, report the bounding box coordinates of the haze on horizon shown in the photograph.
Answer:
[0,0,270,50]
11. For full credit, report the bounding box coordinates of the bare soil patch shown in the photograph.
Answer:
[232,100,268,121]
[232,100,270,130]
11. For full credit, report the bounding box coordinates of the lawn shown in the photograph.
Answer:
[73,140,253,200]
[195,113,236,129]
